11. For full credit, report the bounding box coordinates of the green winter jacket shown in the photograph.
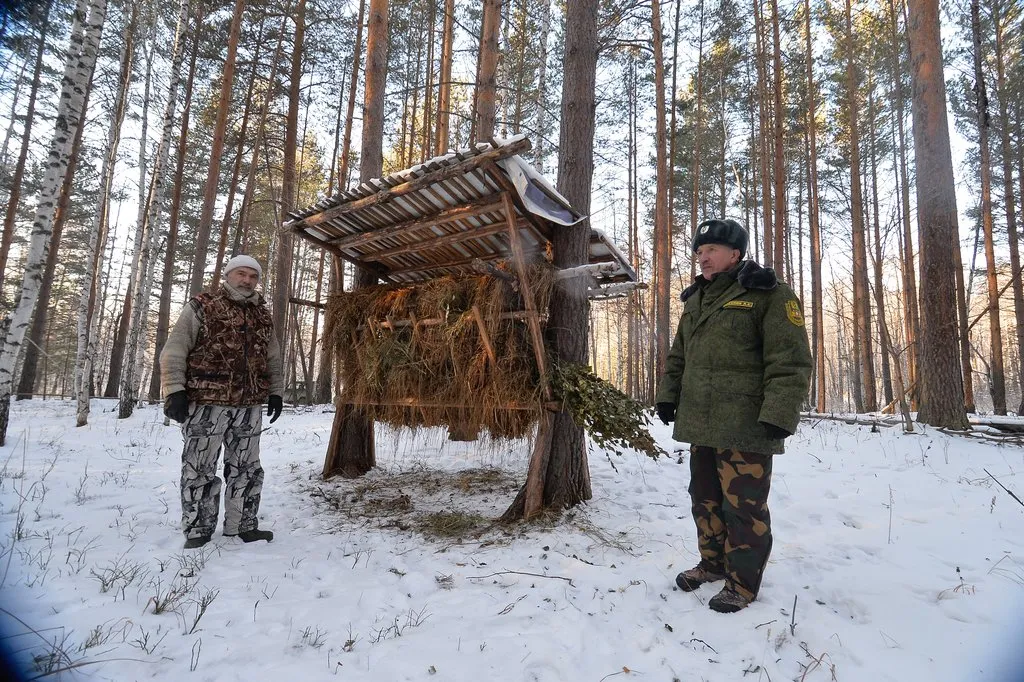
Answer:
[655,260,812,454]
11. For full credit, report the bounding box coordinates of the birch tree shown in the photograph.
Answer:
[0,0,107,445]
[119,0,190,419]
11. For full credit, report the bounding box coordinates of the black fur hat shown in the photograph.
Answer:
[692,218,748,258]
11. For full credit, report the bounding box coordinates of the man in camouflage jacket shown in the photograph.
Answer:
[655,218,811,613]
[161,255,285,549]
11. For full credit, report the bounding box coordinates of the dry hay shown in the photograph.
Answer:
[305,466,524,542]
[324,264,555,439]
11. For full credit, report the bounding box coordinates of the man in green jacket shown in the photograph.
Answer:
[655,218,811,613]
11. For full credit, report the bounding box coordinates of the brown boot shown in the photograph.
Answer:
[675,561,726,592]
[708,585,752,613]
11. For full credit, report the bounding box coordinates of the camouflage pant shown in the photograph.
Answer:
[180,404,264,539]
[688,445,773,601]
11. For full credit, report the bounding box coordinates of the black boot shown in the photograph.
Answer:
[226,528,274,543]
[184,535,211,549]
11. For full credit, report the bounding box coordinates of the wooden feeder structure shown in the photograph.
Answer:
[284,137,640,517]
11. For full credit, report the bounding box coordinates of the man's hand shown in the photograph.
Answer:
[655,402,676,425]
[761,422,791,440]
[164,391,189,423]
[267,395,283,424]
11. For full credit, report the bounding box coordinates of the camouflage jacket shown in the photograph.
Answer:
[160,284,284,406]
[655,260,812,454]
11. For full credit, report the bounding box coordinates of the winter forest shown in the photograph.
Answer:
[0,0,1022,437]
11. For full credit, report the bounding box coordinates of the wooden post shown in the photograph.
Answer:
[470,305,497,367]
[502,191,554,518]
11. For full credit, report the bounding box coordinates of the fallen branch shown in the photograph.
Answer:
[984,468,1024,508]
[466,569,575,587]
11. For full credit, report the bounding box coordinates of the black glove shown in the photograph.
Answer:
[655,402,676,425]
[762,422,791,440]
[164,391,189,423]
[267,395,283,424]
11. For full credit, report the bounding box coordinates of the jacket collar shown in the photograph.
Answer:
[680,260,778,302]
[220,282,264,306]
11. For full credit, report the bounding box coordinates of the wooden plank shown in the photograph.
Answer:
[363,219,518,262]
[332,195,504,251]
[290,296,327,310]
[291,228,393,282]
[291,138,531,229]
[524,410,555,518]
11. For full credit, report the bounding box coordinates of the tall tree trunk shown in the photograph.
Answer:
[970,0,1005,414]
[105,22,157,398]
[868,81,893,405]
[769,0,786,277]
[533,0,551,172]
[274,0,305,363]
[323,0,388,479]
[234,8,289,252]
[990,0,1023,413]
[420,0,435,160]
[435,0,454,155]
[908,0,968,428]
[688,0,705,269]
[845,0,876,412]
[472,0,501,142]
[0,0,105,445]
[211,14,266,286]
[0,0,51,300]
[150,3,203,402]
[119,0,190,419]
[888,0,919,402]
[17,44,96,400]
[506,0,597,519]
[337,0,365,191]
[753,0,773,269]
[651,0,671,381]
[189,0,245,296]
[78,1,137,423]
[805,0,825,412]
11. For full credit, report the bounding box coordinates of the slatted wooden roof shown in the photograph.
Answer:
[284,137,637,295]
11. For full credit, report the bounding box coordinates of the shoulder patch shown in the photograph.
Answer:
[785,300,804,326]
[723,300,754,309]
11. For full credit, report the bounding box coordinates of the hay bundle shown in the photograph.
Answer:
[324,264,555,439]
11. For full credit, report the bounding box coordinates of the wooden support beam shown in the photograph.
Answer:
[524,411,555,517]
[290,227,393,282]
[502,191,551,401]
[290,296,327,309]
[588,282,648,300]
[289,138,531,229]
[554,262,623,280]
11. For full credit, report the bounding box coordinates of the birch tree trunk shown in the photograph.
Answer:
[150,2,203,402]
[0,0,106,445]
[119,0,189,419]
[0,0,52,300]
[76,2,136,425]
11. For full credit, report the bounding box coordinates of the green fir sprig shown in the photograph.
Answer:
[551,363,666,460]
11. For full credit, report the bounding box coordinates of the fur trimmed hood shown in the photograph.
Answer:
[680,260,778,301]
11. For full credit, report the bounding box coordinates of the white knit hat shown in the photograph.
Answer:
[224,254,263,279]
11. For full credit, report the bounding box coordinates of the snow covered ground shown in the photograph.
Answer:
[0,398,1022,681]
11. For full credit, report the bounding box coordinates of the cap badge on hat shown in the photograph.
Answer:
[699,224,709,234]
